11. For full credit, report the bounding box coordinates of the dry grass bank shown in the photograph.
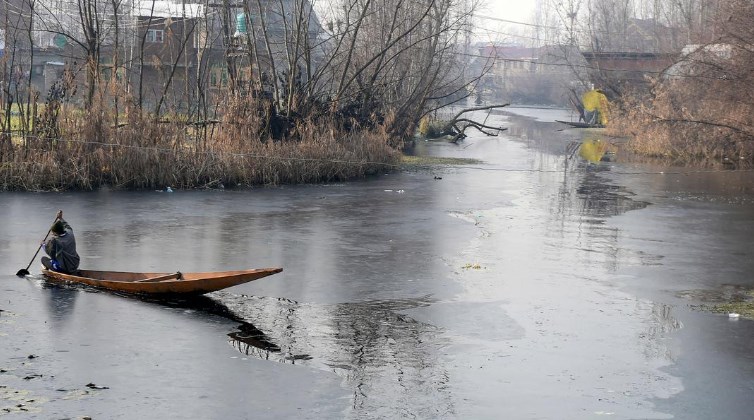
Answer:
[608,1,754,168]
[0,96,400,191]
[609,85,754,168]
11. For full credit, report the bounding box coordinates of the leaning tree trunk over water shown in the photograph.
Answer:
[444,103,510,142]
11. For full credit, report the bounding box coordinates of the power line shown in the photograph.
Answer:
[473,12,687,42]
[456,50,674,77]
[475,15,553,30]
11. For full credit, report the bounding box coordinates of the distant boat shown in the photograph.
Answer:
[556,120,604,129]
[41,267,283,295]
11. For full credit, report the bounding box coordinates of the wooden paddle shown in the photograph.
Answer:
[16,215,59,277]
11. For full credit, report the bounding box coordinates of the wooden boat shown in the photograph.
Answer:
[556,120,604,129]
[41,267,283,295]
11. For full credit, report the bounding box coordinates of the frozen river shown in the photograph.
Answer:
[2,107,754,419]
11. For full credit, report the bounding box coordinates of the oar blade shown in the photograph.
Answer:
[16,269,30,277]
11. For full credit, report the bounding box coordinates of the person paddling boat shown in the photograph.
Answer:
[41,210,80,274]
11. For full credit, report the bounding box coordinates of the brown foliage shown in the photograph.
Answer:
[0,93,399,191]
[610,0,754,167]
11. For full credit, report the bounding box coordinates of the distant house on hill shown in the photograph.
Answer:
[475,43,538,97]
[581,51,675,92]
[583,18,680,95]
[469,42,585,106]
[467,19,685,105]
[120,1,205,109]
[0,0,325,113]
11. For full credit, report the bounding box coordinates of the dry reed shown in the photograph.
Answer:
[610,78,754,168]
[610,1,754,168]
[0,94,400,191]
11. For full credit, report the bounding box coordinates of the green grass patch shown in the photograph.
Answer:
[709,302,754,318]
[689,288,754,319]
[401,155,482,168]
[706,289,754,318]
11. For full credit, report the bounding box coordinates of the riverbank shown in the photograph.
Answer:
[3,108,754,418]
[0,121,400,192]
[607,88,754,169]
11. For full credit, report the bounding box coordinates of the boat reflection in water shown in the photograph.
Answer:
[228,322,283,359]
[138,294,289,361]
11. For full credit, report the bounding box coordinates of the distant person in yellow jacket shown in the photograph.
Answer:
[582,89,609,126]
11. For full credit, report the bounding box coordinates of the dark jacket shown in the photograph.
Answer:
[45,218,80,273]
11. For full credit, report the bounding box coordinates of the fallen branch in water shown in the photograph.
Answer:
[450,117,508,141]
[432,104,510,142]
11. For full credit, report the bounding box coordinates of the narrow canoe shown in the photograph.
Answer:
[41,267,283,295]
[556,120,604,129]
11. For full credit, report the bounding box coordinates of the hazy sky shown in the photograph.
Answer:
[476,0,539,43]
[483,0,538,23]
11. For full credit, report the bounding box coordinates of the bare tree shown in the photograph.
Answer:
[614,0,754,164]
[0,0,35,140]
[312,0,484,142]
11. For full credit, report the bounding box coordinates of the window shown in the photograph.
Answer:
[210,67,229,87]
[101,66,126,82]
[146,29,164,43]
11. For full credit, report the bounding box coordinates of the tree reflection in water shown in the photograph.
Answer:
[228,322,282,359]
[145,292,454,416]
[212,293,455,418]
[141,294,287,360]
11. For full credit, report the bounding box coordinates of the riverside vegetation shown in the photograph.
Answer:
[0,1,483,192]
[607,0,754,168]
[0,93,400,191]
[5,0,753,191]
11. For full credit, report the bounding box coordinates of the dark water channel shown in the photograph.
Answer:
[2,107,754,419]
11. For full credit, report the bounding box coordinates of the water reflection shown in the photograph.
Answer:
[501,114,649,225]
[212,292,454,417]
[506,118,574,156]
[569,162,648,272]
[132,291,455,416]
[576,169,649,220]
[641,302,683,361]
[41,282,80,324]
[29,242,453,417]
[552,143,649,226]
[578,138,610,163]
[228,323,282,357]
[140,294,284,359]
